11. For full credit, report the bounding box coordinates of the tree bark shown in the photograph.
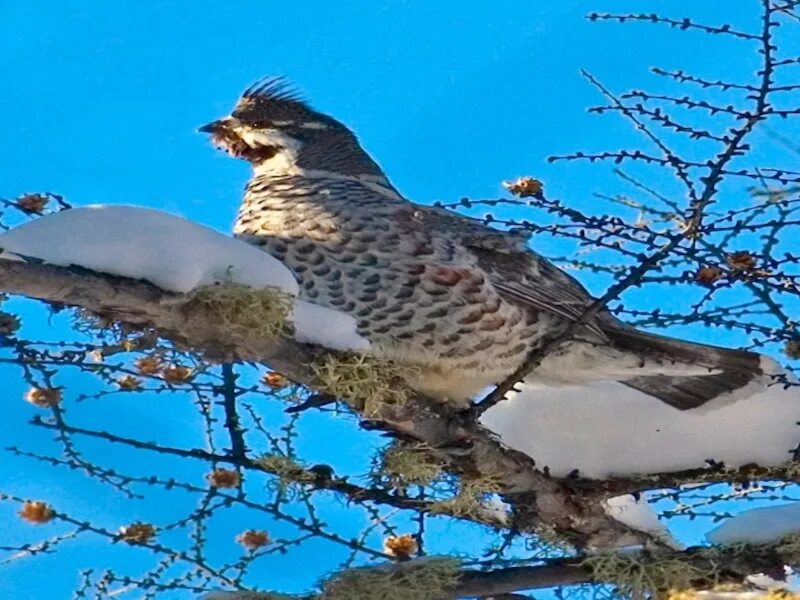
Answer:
[0,259,771,550]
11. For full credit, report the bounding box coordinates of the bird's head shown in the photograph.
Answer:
[199,77,386,179]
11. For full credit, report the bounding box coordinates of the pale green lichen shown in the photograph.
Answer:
[379,441,444,488]
[532,523,577,554]
[184,284,292,341]
[320,557,461,600]
[714,533,800,569]
[310,354,417,417]
[255,454,318,500]
[204,559,461,600]
[583,551,717,600]
[774,533,800,565]
[583,533,800,600]
[777,461,800,480]
[784,339,800,360]
[629,461,800,491]
[729,460,800,482]
[428,477,502,519]
[255,454,313,483]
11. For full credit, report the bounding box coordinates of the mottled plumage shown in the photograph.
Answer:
[200,77,771,408]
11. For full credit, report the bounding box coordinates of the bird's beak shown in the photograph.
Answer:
[197,120,225,134]
[198,117,241,134]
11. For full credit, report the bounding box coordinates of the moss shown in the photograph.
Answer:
[784,339,800,360]
[787,462,800,480]
[585,533,800,600]
[428,477,502,519]
[255,454,313,483]
[583,552,717,600]
[656,460,800,487]
[713,533,800,569]
[533,524,578,554]
[321,557,460,600]
[749,461,800,481]
[774,533,800,564]
[380,442,443,488]
[204,559,461,600]
[0,311,21,335]
[310,354,416,417]
[255,454,317,500]
[184,284,292,341]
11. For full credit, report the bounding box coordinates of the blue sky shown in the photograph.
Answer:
[1,1,798,599]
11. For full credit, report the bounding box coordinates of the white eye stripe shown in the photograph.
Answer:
[239,128,303,151]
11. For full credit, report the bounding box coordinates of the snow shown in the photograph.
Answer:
[746,573,790,590]
[480,379,800,479]
[707,502,800,545]
[479,494,511,526]
[0,205,299,295]
[0,206,369,352]
[602,494,680,549]
[292,302,369,351]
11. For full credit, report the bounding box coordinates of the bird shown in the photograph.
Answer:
[199,76,779,411]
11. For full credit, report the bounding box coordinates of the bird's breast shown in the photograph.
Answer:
[234,176,544,402]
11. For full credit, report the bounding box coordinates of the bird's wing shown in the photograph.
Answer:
[468,245,607,336]
[406,204,531,253]
[411,206,770,411]
[410,204,607,334]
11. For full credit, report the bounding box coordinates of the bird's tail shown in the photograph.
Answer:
[605,325,780,410]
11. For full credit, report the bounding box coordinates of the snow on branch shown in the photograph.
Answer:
[0,204,651,549]
[0,200,798,556]
[0,206,367,352]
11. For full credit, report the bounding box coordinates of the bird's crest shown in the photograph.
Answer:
[236,76,310,113]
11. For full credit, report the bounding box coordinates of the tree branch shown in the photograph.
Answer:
[0,259,656,549]
[449,560,593,598]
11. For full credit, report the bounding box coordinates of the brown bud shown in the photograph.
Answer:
[161,365,193,383]
[261,372,288,389]
[15,193,49,214]
[19,501,54,524]
[695,266,724,285]
[119,522,156,545]
[785,339,800,360]
[117,375,142,390]
[383,534,419,559]
[0,312,20,335]
[135,356,162,375]
[503,177,543,198]
[725,251,756,271]
[207,469,241,489]
[237,529,270,549]
[24,387,61,408]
